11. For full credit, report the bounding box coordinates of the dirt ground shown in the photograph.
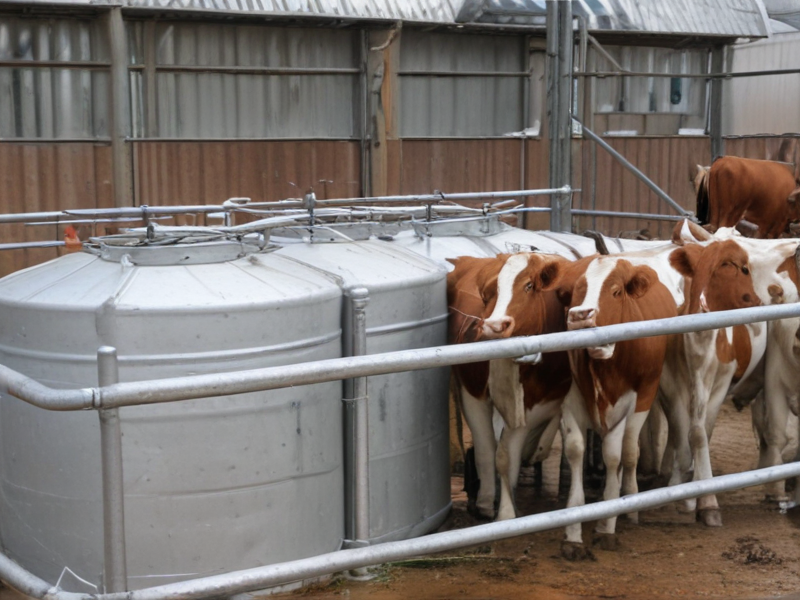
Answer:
[286,403,800,600]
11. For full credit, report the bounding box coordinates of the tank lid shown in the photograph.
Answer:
[86,225,268,265]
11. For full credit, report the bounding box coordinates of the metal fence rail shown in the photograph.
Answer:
[2,301,800,600]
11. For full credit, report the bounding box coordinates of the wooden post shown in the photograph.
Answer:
[367,25,401,198]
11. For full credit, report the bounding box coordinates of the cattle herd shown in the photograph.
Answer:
[446,155,800,561]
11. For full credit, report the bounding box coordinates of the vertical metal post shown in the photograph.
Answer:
[97,347,127,593]
[349,288,370,545]
[709,46,725,162]
[107,8,133,208]
[547,0,573,232]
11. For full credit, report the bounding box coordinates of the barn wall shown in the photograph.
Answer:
[573,135,711,239]
[0,142,114,277]
[133,140,362,206]
[723,32,800,136]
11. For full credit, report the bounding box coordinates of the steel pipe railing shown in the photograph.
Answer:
[8,462,800,600]
[2,302,800,413]
[572,209,683,222]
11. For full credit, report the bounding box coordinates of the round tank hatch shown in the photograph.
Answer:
[95,240,263,266]
[87,226,267,266]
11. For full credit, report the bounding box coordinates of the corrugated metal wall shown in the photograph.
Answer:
[1,10,794,278]
[0,142,113,276]
[723,32,800,136]
[133,140,362,205]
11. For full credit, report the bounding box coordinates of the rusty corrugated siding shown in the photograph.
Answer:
[133,140,362,205]
[574,135,710,238]
[390,139,522,199]
[0,142,113,277]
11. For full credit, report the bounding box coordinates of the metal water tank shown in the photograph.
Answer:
[273,237,451,543]
[0,240,344,592]
[392,218,602,263]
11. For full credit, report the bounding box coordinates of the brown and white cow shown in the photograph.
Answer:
[701,232,800,505]
[552,254,677,559]
[447,252,572,521]
[655,229,762,525]
[696,156,800,238]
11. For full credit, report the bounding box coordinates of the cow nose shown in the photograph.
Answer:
[483,316,515,338]
[745,294,761,307]
[568,307,596,329]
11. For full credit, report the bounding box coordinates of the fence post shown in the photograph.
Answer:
[97,347,128,593]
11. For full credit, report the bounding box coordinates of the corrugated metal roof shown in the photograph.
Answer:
[13,0,770,36]
[763,0,800,30]
[457,0,769,37]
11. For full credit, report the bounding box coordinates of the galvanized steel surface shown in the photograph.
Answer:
[0,17,110,139]
[273,239,451,543]
[457,0,769,37]
[12,0,770,35]
[0,250,345,592]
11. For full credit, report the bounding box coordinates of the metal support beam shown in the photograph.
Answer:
[97,347,128,593]
[709,46,725,161]
[575,118,693,219]
[547,0,573,232]
[107,8,132,208]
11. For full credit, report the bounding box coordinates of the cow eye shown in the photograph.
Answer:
[613,289,622,298]
[742,265,750,275]
[524,282,533,292]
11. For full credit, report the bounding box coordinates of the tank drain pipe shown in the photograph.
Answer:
[97,347,128,593]
[342,287,371,574]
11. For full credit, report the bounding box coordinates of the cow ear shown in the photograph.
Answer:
[445,258,459,266]
[669,245,702,279]
[535,260,562,291]
[626,267,657,299]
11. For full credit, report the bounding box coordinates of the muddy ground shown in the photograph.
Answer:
[286,403,800,600]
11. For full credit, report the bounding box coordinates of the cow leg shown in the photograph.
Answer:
[757,379,792,502]
[496,423,530,521]
[460,387,497,519]
[659,387,695,512]
[621,410,649,524]
[496,402,560,521]
[561,383,593,561]
[689,382,722,527]
[592,419,624,550]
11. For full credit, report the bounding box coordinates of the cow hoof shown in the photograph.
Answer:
[560,541,595,562]
[592,533,618,551]
[697,508,723,527]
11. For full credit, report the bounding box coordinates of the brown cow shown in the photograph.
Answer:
[447,253,572,521]
[697,156,800,238]
[552,255,678,559]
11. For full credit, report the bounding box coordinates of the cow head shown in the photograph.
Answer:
[669,239,760,314]
[556,257,659,360]
[479,252,568,340]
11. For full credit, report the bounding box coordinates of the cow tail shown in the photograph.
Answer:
[696,171,710,225]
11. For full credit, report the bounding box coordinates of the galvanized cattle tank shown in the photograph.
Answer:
[0,240,344,592]
[272,236,451,543]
